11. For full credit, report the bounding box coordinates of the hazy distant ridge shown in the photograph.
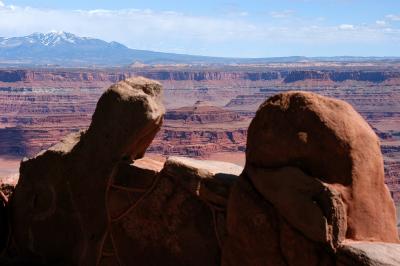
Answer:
[0,32,399,67]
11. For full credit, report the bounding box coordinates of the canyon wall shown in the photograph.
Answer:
[2,68,400,84]
[0,66,399,203]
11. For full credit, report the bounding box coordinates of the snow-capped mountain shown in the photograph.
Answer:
[0,31,93,47]
[0,31,211,66]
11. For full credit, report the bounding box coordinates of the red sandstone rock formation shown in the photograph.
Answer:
[222,91,399,266]
[8,77,164,265]
[246,91,398,241]
[1,78,399,266]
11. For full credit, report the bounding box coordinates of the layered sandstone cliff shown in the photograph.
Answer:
[1,67,400,202]
[164,101,243,124]
[2,68,400,85]
[148,102,248,158]
[0,78,399,265]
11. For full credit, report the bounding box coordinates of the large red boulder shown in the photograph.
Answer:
[223,91,399,266]
[245,91,398,242]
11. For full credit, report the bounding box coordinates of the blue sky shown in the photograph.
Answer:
[1,0,400,57]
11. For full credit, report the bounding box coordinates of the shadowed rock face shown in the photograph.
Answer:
[2,80,399,266]
[8,77,165,265]
[104,156,241,266]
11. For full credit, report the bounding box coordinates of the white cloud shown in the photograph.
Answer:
[376,20,386,26]
[0,6,259,53]
[0,2,398,56]
[386,14,400,21]
[270,10,295,19]
[0,1,4,8]
[338,24,355,30]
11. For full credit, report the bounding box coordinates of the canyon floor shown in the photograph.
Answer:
[0,63,400,205]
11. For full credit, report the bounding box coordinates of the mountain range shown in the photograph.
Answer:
[0,31,399,67]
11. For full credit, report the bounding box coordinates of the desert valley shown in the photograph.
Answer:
[0,62,399,205]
